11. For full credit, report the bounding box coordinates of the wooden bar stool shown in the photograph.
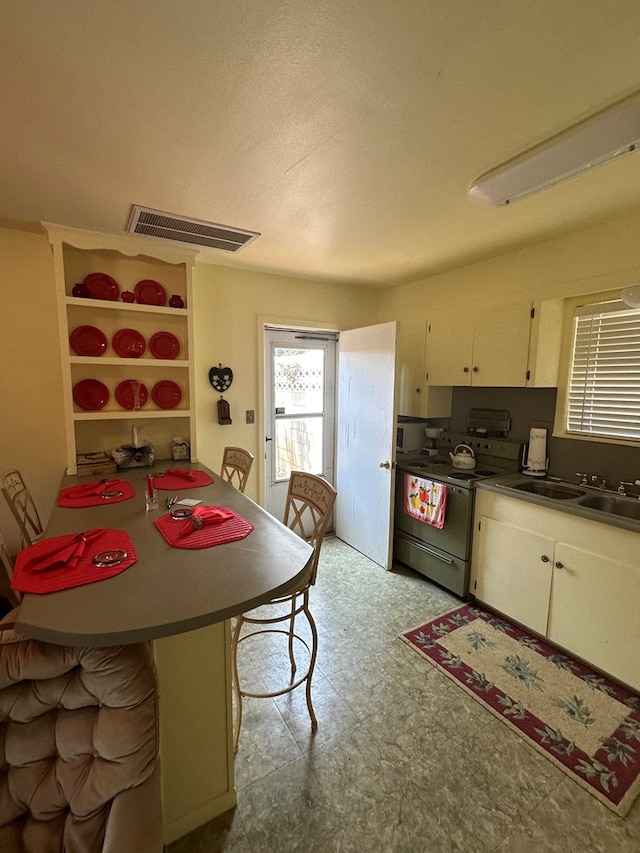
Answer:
[231,470,337,751]
[1,469,44,549]
[220,447,254,494]
[0,529,20,608]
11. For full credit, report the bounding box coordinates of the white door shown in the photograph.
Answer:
[264,328,337,521]
[335,322,397,569]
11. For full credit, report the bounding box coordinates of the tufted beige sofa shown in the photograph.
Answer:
[0,609,163,852]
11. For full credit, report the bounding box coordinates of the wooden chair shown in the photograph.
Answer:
[220,447,254,494]
[231,471,337,752]
[0,529,20,608]
[1,469,44,549]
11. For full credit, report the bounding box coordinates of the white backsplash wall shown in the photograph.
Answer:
[451,387,640,490]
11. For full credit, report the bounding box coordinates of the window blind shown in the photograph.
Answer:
[567,301,640,440]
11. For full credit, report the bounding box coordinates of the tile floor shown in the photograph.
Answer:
[169,537,640,852]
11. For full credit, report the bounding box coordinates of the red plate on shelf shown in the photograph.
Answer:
[115,380,149,410]
[112,328,146,358]
[149,331,180,360]
[134,279,167,306]
[73,379,110,411]
[83,272,120,301]
[152,380,182,409]
[69,325,107,357]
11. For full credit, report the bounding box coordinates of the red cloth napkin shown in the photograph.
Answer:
[153,469,214,490]
[178,505,235,535]
[165,468,196,481]
[57,479,135,507]
[12,528,137,594]
[154,506,253,549]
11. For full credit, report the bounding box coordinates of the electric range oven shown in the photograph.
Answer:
[394,431,522,598]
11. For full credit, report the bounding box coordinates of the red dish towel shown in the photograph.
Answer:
[57,479,135,507]
[404,474,447,528]
[12,528,138,594]
[155,506,253,549]
[153,469,214,490]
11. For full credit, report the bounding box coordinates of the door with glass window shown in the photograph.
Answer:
[264,328,336,521]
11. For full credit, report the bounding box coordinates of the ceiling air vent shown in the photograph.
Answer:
[127,206,261,252]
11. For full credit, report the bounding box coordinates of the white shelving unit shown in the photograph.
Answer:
[46,224,198,474]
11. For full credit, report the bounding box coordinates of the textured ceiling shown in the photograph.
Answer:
[1,1,640,286]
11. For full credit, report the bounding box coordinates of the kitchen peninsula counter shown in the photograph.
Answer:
[15,462,313,845]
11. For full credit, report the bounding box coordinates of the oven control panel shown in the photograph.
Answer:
[437,431,522,464]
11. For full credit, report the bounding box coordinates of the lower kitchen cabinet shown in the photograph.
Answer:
[472,490,640,691]
[474,516,552,635]
[547,543,640,694]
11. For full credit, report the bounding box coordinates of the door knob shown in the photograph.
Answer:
[555,561,564,569]
[540,555,550,563]
[379,461,391,469]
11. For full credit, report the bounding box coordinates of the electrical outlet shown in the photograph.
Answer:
[246,410,255,424]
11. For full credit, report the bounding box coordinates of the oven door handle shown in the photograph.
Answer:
[396,533,453,564]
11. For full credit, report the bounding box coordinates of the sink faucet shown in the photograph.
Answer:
[576,472,607,489]
[618,480,640,498]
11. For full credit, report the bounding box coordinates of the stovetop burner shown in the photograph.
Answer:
[397,430,522,489]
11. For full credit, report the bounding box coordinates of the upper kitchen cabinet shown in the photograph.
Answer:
[396,318,452,418]
[46,225,198,475]
[426,299,562,388]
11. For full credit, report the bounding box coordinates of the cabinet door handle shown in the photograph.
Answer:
[555,561,564,569]
[472,366,479,373]
[463,366,470,373]
[540,555,550,563]
[379,461,391,469]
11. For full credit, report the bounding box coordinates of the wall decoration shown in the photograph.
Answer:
[209,364,233,392]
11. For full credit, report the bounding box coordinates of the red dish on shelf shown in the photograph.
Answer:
[73,379,110,411]
[69,325,107,357]
[149,331,180,360]
[115,380,149,410]
[152,380,182,409]
[134,279,167,306]
[83,272,120,301]
[112,328,146,358]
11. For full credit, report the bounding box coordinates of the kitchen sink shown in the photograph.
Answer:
[504,481,586,500]
[578,494,640,520]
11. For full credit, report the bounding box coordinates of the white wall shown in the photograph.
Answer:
[0,227,67,553]
[192,263,378,502]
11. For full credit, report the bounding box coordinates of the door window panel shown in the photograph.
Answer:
[273,347,325,481]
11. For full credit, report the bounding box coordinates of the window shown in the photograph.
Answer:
[567,301,640,440]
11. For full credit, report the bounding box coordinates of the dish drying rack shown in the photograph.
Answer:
[465,408,511,438]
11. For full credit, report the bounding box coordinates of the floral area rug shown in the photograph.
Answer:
[400,604,640,817]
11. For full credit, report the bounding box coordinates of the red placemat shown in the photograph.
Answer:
[153,469,214,490]
[57,479,135,507]
[154,506,253,549]
[12,528,138,594]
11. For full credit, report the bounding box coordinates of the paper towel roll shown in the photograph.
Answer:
[526,428,547,470]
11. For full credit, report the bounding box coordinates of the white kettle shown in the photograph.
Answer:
[449,444,476,470]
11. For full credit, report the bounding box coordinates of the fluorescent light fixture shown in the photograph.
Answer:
[468,91,640,206]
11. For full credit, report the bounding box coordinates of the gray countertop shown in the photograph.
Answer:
[476,472,640,535]
[16,463,314,647]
